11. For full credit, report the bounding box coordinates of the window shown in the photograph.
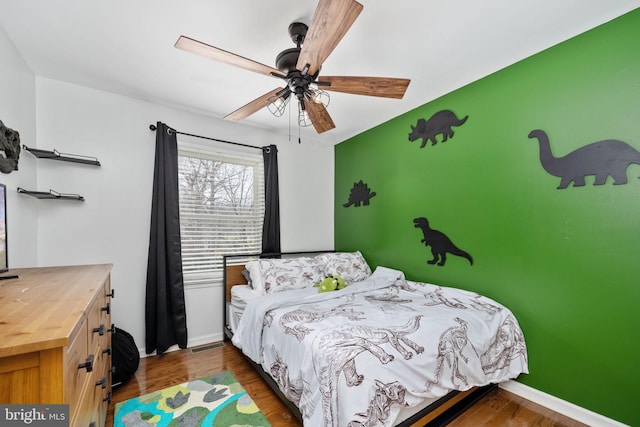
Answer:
[177,145,264,285]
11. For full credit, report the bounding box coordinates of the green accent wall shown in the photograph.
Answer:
[335,8,640,426]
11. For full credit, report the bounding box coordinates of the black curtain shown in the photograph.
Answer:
[145,122,188,354]
[262,145,281,254]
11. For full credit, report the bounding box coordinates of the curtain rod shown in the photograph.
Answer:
[149,124,264,151]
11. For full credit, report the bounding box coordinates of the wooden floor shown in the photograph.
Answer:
[106,343,587,427]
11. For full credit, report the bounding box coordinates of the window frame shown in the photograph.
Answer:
[177,141,264,286]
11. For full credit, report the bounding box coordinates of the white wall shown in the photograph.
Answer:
[0,25,38,267]
[33,77,334,351]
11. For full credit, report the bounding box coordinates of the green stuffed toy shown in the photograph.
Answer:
[316,275,347,293]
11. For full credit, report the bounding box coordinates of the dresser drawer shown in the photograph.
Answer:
[87,299,105,355]
[92,342,109,392]
[92,348,111,427]
[66,317,90,418]
[100,278,112,325]
[72,375,100,427]
[73,335,110,427]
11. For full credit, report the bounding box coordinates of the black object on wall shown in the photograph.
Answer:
[528,129,640,189]
[408,110,468,148]
[414,217,473,266]
[0,119,21,173]
[145,122,188,355]
[262,145,281,254]
[344,180,376,207]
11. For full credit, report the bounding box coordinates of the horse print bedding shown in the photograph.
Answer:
[232,266,528,427]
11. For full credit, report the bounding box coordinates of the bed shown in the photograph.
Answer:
[223,251,528,426]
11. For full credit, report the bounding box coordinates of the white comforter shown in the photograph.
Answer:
[233,267,528,427]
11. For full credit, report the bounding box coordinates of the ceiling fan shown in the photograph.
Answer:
[175,0,410,134]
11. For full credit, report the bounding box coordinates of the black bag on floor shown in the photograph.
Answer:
[112,326,140,386]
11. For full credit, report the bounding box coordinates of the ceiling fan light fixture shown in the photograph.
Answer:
[306,87,330,108]
[267,91,291,117]
[298,102,313,128]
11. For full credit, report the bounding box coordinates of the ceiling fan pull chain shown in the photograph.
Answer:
[288,97,292,143]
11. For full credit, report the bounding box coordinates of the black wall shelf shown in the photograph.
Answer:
[17,187,85,201]
[23,145,101,166]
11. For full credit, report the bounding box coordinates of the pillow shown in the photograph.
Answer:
[244,261,264,294]
[318,251,372,283]
[241,269,252,287]
[247,257,325,295]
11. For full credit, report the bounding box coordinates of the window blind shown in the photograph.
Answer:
[177,146,264,285]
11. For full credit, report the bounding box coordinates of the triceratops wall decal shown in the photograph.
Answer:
[0,119,21,174]
[344,180,376,208]
[528,129,640,189]
[408,110,468,149]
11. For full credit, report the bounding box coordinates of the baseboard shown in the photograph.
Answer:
[137,332,224,358]
[499,381,629,427]
[188,332,223,349]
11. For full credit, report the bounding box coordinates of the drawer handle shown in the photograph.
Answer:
[89,422,96,427]
[108,323,116,334]
[93,324,105,336]
[101,302,111,315]
[77,354,94,373]
[103,345,112,355]
[106,289,115,298]
[103,391,112,404]
[95,377,107,389]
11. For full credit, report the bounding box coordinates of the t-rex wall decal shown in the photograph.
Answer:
[413,217,473,266]
[408,110,468,148]
[528,129,640,189]
[343,180,376,207]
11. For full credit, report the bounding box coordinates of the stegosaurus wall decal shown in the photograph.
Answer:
[343,180,376,208]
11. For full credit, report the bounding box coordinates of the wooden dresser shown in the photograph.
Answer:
[0,264,114,427]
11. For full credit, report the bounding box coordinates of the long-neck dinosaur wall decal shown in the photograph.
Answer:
[528,129,640,189]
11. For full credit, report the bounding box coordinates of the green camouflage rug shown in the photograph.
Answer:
[114,371,271,427]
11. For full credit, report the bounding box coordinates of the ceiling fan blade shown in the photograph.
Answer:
[224,87,287,121]
[175,35,286,78]
[318,76,410,99]
[297,0,363,76]
[304,99,336,134]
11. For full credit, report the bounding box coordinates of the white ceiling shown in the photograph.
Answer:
[1,0,639,145]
